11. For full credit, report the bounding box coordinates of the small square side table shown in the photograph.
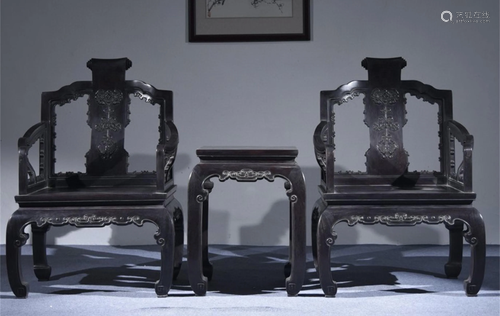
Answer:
[187,146,306,296]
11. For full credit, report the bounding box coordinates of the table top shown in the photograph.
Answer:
[196,146,298,160]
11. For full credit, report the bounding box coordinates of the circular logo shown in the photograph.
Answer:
[441,10,453,22]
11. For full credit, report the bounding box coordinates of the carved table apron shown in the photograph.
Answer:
[187,146,306,296]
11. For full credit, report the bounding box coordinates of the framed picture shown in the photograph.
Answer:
[188,0,310,42]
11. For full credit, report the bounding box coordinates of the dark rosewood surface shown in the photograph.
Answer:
[312,57,485,296]
[187,146,306,296]
[6,58,183,298]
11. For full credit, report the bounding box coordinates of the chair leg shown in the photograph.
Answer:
[316,210,338,297]
[6,215,29,298]
[171,198,184,280]
[444,221,463,278]
[154,211,176,297]
[463,208,486,296]
[311,198,323,269]
[31,224,52,281]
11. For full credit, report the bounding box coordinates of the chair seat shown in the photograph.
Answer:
[15,186,171,207]
[320,184,476,205]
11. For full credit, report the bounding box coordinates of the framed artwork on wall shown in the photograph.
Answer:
[188,0,310,42]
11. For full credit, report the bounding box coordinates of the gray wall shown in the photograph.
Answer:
[1,0,498,246]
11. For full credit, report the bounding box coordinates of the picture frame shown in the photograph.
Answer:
[188,0,311,42]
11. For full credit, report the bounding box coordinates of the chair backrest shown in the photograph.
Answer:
[86,58,131,175]
[315,57,456,187]
[36,58,177,189]
[359,57,409,175]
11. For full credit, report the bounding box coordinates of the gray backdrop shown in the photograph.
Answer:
[1,0,498,246]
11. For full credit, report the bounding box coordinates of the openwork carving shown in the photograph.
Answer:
[454,161,465,182]
[97,135,117,160]
[164,153,175,174]
[93,90,125,160]
[194,168,299,206]
[40,149,46,176]
[334,90,362,105]
[335,170,367,175]
[406,85,441,106]
[343,213,454,226]
[94,116,122,133]
[463,227,478,245]
[377,135,399,159]
[26,160,37,183]
[35,214,144,227]
[316,155,327,171]
[371,88,399,105]
[220,169,274,182]
[51,91,87,108]
[327,214,478,249]
[320,123,335,148]
[133,91,154,104]
[373,113,400,132]
[370,89,401,159]
[95,89,123,106]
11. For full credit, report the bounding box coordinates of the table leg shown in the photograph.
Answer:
[188,168,208,295]
[202,198,213,280]
[284,167,306,296]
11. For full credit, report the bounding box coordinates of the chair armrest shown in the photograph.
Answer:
[447,119,474,192]
[18,122,49,194]
[314,120,336,192]
[313,121,327,169]
[156,120,179,191]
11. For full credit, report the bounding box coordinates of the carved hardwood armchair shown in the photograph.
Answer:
[6,58,183,298]
[312,57,485,296]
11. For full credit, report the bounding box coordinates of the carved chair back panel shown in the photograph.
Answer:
[86,58,131,176]
[38,58,175,189]
[319,58,454,181]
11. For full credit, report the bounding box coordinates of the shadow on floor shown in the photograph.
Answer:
[1,244,498,297]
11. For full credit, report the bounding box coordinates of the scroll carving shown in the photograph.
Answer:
[332,90,362,105]
[95,89,123,107]
[327,214,477,247]
[371,88,399,105]
[220,169,274,182]
[35,214,144,227]
[194,169,299,205]
[93,90,124,160]
[13,215,165,248]
[133,91,154,104]
[371,88,401,159]
[348,213,454,226]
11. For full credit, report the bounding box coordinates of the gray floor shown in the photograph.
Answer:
[1,244,499,316]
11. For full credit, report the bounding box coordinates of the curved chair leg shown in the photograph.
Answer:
[154,210,176,297]
[311,198,323,269]
[201,198,213,281]
[6,215,29,298]
[171,199,184,280]
[444,221,463,278]
[463,208,486,296]
[284,262,292,278]
[316,210,338,297]
[31,224,52,281]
